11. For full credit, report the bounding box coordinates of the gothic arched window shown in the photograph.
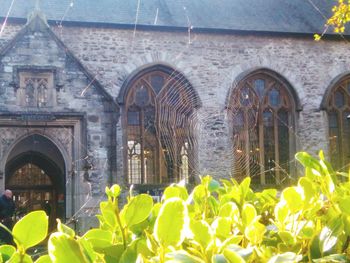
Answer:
[228,70,297,185]
[123,68,199,185]
[324,77,350,171]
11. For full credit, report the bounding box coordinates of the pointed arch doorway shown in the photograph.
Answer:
[4,134,65,228]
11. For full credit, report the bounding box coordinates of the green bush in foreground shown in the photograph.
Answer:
[1,151,350,262]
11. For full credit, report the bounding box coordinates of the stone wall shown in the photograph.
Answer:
[1,21,350,181]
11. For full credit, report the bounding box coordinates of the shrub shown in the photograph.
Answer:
[1,151,350,262]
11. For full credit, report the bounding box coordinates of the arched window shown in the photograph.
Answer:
[123,67,199,185]
[228,70,296,185]
[324,77,350,171]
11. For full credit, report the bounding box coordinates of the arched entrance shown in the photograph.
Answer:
[4,134,65,228]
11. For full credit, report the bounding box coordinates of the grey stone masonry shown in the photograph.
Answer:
[0,19,349,226]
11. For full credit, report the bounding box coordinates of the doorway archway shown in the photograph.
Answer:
[4,134,66,228]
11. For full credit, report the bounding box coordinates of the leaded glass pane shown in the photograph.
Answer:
[127,111,139,125]
[144,107,156,134]
[343,111,350,170]
[328,112,340,169]
[269,88,280,107]
[37,79,48,107]
[134,85,150,107]
[232,110,244,132]
[263,110,275,184]
[334,90,345,108]
[254,79,265,99]
[25,79,35,106]
[249,127,260,184]
[127,141,142,184]
[151,74,164,94]
[9,164,52,187]
[278,110,289,183]
[240,87,251,106]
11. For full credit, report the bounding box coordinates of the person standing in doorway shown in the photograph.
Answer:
[0,190,15,244]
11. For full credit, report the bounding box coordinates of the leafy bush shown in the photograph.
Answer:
[1,151,350,262]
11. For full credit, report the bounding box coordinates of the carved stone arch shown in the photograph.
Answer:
[2,132,69,227]
[117,63,202,109]
[320,71,350,110]
[0,130,71,176]
[227,67,302,112]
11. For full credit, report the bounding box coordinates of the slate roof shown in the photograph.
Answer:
[0,0,338,34]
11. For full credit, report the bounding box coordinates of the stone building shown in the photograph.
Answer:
[0,0,349,229]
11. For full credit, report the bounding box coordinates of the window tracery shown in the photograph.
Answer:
[325,78,350,171]
[124,70,195,185]
[228,71,296,185]
[17,72,55,107]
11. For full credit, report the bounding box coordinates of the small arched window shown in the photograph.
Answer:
[228,70,296,185]
[324,77,350,171]
[123,67,199,185]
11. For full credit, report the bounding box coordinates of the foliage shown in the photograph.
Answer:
[315,0,350,40]
[2,151,350,262]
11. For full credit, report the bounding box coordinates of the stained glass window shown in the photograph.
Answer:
[229,71,295,185]
[125,70,195,185]
[8,163,52,187]
[326,82,350,171]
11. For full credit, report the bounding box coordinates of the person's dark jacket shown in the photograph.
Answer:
[0,195,15,222]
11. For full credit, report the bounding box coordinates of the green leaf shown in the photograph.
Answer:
[57,219,75,238]
[78,238,98,263]
[278,231,296,246]
[219,202,239,218]
[208,195,219,215]
[110,184,121,198]
[166,250,204,263]
[99,244,124,263]
[312,254,349,262]
[83,229,113,249]
[268,252,302,263]
[190,219,212,248]
[119,245,137,263]
[0,245,15,262]
[34,255,51,263]
[298,177,316,204]
[212,254,228,263]
[7,252,33,263]
[12,210,48,250]
[295,152,321,171]
[281,187,303,213]
[319,227,337,254]
[338,196,350,215]
[224,245,253,261]
[223,249,245,263]
[212,217,232,240]
[208,179,221,193]
[244,220,265,245]
[163,185,188,201]
[193,185,208,204]
[241,204,257,226]
[239,177,251,202]
[100,201,117,229]
[48,232,88,263]
[274,202,289,226]
[121,194,153,228]
[154,197,188,247]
